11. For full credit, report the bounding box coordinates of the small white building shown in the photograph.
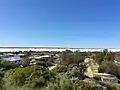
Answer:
[95,73,118,83]
[34,55,51,59]
[29,55,51,65]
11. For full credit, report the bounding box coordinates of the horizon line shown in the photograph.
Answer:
[0,46,120,49]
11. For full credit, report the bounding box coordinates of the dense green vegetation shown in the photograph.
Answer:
[0,50,120,90]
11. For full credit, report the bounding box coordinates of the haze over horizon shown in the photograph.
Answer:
[0,0,120,48]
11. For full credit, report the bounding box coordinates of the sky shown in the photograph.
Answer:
[0,0,120,48]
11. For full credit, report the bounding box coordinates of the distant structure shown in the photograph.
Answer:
[84,58,118,83]
[0,47,120,52]
[29,55,51,65]
[0,54,22,65]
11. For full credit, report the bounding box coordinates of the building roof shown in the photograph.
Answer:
[34,55,51,59]
[1,54,22,61]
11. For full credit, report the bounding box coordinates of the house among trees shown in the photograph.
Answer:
[84,58,118,83]
[29,55,51,65]
[0,54,22,65]
[97,73,118,83]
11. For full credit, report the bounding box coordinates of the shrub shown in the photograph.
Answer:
[9,65,56,89]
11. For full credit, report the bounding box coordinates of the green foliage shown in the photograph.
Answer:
[0,58,4,68]
[9,65,56,89]
[22,58,30,67]
[45,74,80,90]
[99,61,120,77]
[60,50,84,65]
[103,49,108,56]
[66,64,86,80]
[54,65,68,73]
[25,51,32,57]
[99,82,120,90]
[10,66,34,86]
[35,55,55,69]
[0,59,5,90]
[59,50,85,73]
[92,49,115,65]
[72,51,85,65]
[0,77,4,90]
[2,61,19,70]
[92,52,104,65]
[104,52,115,61]
[60,51,72,66]
[45,75,103,90]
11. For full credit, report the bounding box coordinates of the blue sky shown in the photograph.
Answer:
[0,0,120,48]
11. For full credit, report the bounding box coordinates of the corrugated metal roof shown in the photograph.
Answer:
[2,54,22,61]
